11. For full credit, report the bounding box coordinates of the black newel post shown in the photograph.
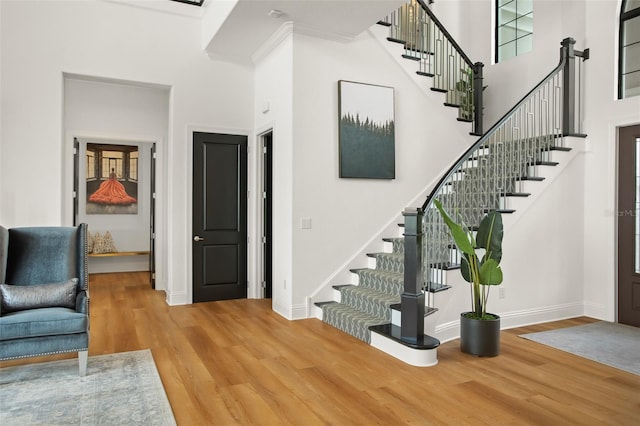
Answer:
[473,62,484,135]
[561,37,576,136]
[401,208,425,344]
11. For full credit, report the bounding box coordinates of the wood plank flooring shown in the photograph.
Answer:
[2,272,639,425]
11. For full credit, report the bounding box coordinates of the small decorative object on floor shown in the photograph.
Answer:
[0,349,176,425]
[92,230,117,254]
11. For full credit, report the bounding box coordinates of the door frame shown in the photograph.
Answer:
[616,123,640,325]
[259,129,273,298]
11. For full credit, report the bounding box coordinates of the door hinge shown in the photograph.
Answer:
[73,147,78,155]
[72,191,77,199]
[263,191,267,199]
[152,272,156,279]
[261,281,266,288]
[263,146,268,154]
[152,192,156,199]
[153,152,157,159]
[261,236,267,243]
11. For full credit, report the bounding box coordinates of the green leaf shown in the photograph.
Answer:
[476,210,503,263]
[460,253,474,283]
[478,258,503,285]
[434,199,474,256]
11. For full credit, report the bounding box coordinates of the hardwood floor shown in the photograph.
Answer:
[2,272,639,425]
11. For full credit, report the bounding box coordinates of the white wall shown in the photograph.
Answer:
[253,26,295,317]
[0,0,254,302]
[582,0,640,321]
[287,27,475,316]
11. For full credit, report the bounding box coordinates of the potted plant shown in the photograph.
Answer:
[434,199,504,356]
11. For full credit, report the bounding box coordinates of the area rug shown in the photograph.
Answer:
[520,321,640,375]
[0,349,176,425]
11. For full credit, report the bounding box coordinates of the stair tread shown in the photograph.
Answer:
[386,37,406,44]
[401,54,421,61]
[516,176,545,181]
[369,323,440,350]
[390,303,439,317]
[417,71,435,77]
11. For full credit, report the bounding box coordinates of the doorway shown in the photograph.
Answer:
[261,131,273,298]
[73,138,155,279]
[618,124,640,327]
[192,132,248,302]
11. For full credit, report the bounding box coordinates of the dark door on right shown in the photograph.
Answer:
[192,132,248,303]
[618,124,640,327]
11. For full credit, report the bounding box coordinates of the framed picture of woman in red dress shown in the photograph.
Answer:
[86,144,139,214]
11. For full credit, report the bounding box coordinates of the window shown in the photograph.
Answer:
[620,0,640,99]
[86,151,96,179]
[102,151,124,179]
[496,0,533,63]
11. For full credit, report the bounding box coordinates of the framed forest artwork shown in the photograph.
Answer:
[338,80,395,179]
[86,143,139,214]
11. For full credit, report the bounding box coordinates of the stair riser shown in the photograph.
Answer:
[371,254,404,274]
[353,270,403,295]
[340,288,398,322]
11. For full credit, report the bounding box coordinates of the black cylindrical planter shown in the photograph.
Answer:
[460,312,500,357]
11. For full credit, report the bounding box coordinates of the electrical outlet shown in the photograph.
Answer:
[498,287,506,299]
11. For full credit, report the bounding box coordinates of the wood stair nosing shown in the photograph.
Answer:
[386,37,406,44]
[377,20,392,27]
[516,176,545,182]
[417,71,435,77]
[534,160,559,166]
[401,54,422,62]
[390,303,439,317]
[430,87,448,94]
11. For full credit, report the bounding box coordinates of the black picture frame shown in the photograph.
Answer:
[338,80,395,179]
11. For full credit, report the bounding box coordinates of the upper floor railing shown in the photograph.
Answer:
[380,0,484,135]
[400,38,589,343]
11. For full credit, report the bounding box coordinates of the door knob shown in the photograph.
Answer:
[193,236,205,242]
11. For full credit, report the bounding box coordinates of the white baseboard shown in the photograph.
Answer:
[435,302,586,343]
[370,332,438,367]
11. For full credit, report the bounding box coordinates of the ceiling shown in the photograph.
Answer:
[203,0,408,62]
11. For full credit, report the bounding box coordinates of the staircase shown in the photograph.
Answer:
[314,1,589,366]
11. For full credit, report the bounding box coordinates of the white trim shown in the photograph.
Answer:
[370,332,438,367]
[434,302,586,344]
[252,21,294,64]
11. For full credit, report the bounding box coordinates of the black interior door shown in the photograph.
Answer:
[192,132,247,302]
[263,132,273,298]
[618,124,640,327]
[150,143,156,289]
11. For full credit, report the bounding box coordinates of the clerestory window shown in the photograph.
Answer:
[496,0,533,63]
[619,0,640,99]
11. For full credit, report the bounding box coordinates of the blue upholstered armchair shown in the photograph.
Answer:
[0,224,89,375]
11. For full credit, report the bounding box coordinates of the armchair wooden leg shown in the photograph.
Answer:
[79,350,88,376]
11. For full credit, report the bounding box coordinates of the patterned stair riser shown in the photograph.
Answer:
[321,302,388,343]
[392,238,405,255]
[339,286,400,321]
[372,253,404,274]
[354,269,404,295]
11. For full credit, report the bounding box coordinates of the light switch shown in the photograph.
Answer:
[300,218,312,229]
